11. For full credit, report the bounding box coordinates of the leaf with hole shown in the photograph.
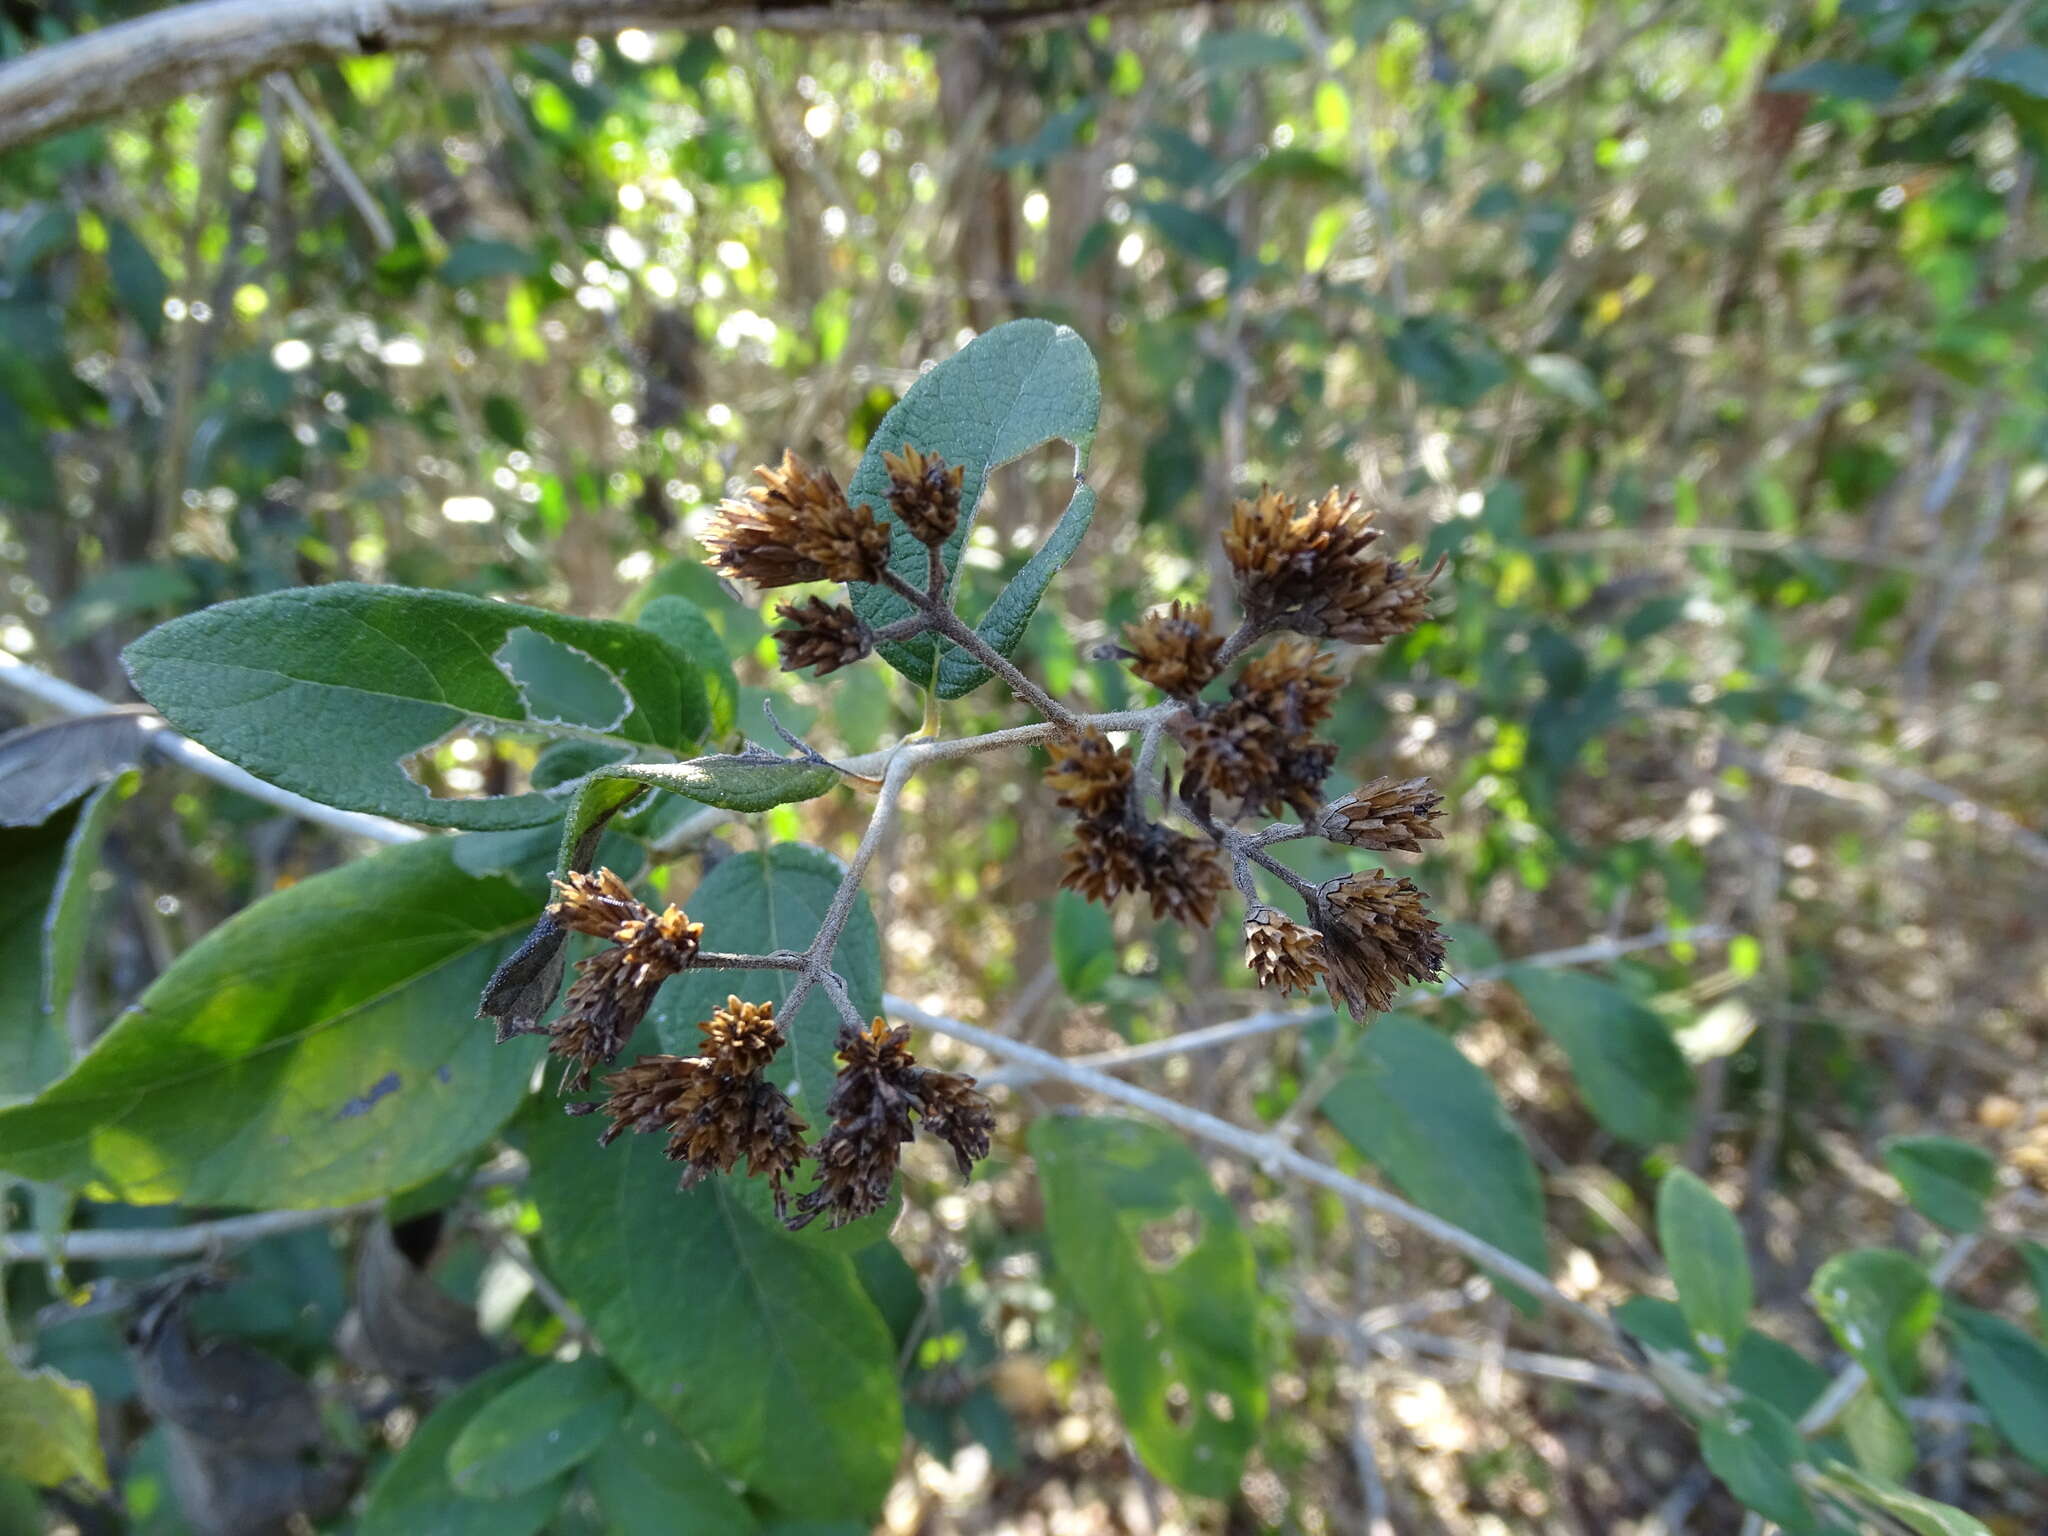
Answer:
[1882,1135,1995,1232]
[1031,1115,1264,1498]
[1320,1015,1549,1313]
[0,833,547,1206]
[846,320,1100,698]
[521,1102,900,1519]
[1657,1168,1752,1367]
[1507,967,1694,1146]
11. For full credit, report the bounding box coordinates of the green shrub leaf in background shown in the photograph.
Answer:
[1881,1136,1996,1232]
[1507,967,1694,1146]
[1319,1015,1549,1312]
[124,583,711,828]
[1052,889,1117,1001]
[360,1362,562,1536]
[1814,1464,1993,1536]
[0,805,86,1102]
[847,319,1101,698]
[446,1355,629,1498]
[1942,1304,2048,1473]
[0,1356,105,1491]
[636,594,739,740]
[1031,1114,1264,1498]
[0,834,545,1206]
[1700,1395,1814,1531]
[653,843,880,1130]
[584,1404,759,1536]
[522,1102,901,1520]
[1656,1168,1752,1368]
[1809,1249,1938,1410]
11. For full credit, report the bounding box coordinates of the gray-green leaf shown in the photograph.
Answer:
[1813,1464,1993,1536]
[360,1362,563,1536]
[1809,1248,1937,1411]
[1700,1395,1814,1531]
[1031,1115,1265,1499]
[1507,967,1694,1146]
[124,583,711,829]
[521,1103,901,1520]
[1656,1168,1752,1367]
[1882,1136,1996,1232]
[847,320,1100,697]
[1320,1015,1549,1313]
[585,1404,759,1535]
[0,834,547,1206]
[1943,1303,2048,1473]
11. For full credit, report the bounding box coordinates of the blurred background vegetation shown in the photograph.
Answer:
[1,0,2045,1531]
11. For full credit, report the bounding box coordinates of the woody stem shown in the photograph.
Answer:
[879,568,1079,732]
[1212,615,1271,669]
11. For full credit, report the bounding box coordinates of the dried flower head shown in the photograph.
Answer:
[1060,815,1144,904]
[881,444,965,547]
[792,1018,922,1230]
[1178,642,1343,820]
[1244,905,1329,997]
[1311,870,1447,1019]
[1133,824,1230,928]
[1314,776,1445,853]
[917,1069,995,1177]
[1044,727,1134,819]
[544,871,703,1091]
[1122,601,1223,699]
[703,451,892,588]
[1223,485,1440,644]
[1235,639,1343,732]
[774,596,873,676]
[594,997,807,1216]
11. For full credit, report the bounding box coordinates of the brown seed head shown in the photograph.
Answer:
[696,996,785,1076]
[880,444,965,547]
[774,596,873,676]
[1223,485,1438,644]
[548,868,646,940]
[791,1018,920,1230]
[1311,870,1447,1018]
[1244,905,1329,997]
[550,945,667,1092]
[1315,776,1445,853]
[1235,639,1343,731]
[1133,824,1230,929]
[917,1070,994,1177]
[1059,815,1144,904]
[703,451,892,587]
[1044,728,1134,820]
[1122,600,1223,699]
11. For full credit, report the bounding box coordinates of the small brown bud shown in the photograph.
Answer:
[880,444,965,547]
[1122,600,1223,698]
[774,596,873,676]
[1310,870,1447,1019]
[703,451,892,588]
[1044,727,1134,820]
[1315,776,1444,853]
[1244,905,1329,997]
[1059,816,1144,905]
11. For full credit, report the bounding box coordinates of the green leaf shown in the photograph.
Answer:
[653,843,879,1132]
[1814,1464,1992,1536]
[1731,1330,1830,1422]
[1656,1168,1752,1367]
[446,1355,629,1498]
[1970,46,2048,99]
[42,773,133,1038]
[1053,889,1116,1001]
[1134,201,1240,268]
[439,238,541,286]
[1031,1115,1265,1498]
[0,807,84,1103]
[1384,315,1508,407]
[1881,1136,1995,1232]
[1766,62,1900,102]
[124,583,710,829]
[1943,1304,2048,1472]
[846,320,1100,697]
[1507,968,1694,1147]
[1809,1249,1937,1410]
[1841,1387,1915,1481]
[0,833,546,1206]
[483,393,528,449]
[585,1404,759,1535]
[638,595,739,740]
[1320,1016,1549,1313]
[360,1362,564,1536]
[103,218,166,341]
[1525,353,1604,412]
[1700,1395,1813,1531]
[522,1103,901,1520]
[2019,1241,2048,1333]
[0,1356,105,1490]
[1615,1296,1708,1376]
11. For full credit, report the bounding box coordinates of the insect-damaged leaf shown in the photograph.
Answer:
[1031,1115,1264,1499]
[124,583,712,829]
[0,834,547,1207]
[521,1102,901,1520]
[847,319,1100,698]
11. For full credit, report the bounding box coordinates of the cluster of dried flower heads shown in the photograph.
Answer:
[547,870,993,1229]
[1083,484,1451,1019]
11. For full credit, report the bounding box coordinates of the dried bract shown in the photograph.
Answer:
[703,451,892,587]
[1044,727,1134,819]
[1133,824,1230,928]
[1244,905,1328,997]
[881,444,965,547]
[544,870,703,1091]
[774,596,873,676]
[1314,776,1445,853]
[1311,870,1447,1019]
[1122,600,1223,699]
[1223,485,1439,644]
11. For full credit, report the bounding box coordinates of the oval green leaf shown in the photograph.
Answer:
[1882,1135,1996,1233]
[1507,967,1694,1147]
[360,1362,563,1536]
[1656,1168,1752,1368]
[446,1355,628,1498]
